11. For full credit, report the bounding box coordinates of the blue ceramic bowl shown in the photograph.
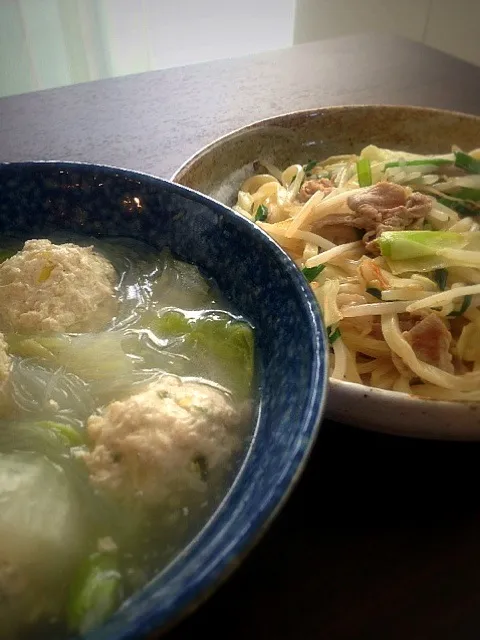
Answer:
[0,161,328,639]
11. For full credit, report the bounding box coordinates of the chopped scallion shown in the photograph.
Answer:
[356,158,372,187]
[303,160,317,175]
[437,197,478,216]
[449,294,472,317]
[255,204,268,222]
[384,158,452,169]
[433,268,448,291]
[366,287,382,299]
[378,230,465,260]
[454,151,480,174]
[451,187,480,202]
[327,326,341,344]
[302,264,325,282]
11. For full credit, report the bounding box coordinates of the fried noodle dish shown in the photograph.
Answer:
[233,144,480,400]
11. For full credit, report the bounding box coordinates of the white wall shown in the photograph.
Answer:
[0,0,296,98]
[1,0,478,100]
[100,0,296,76]
[423,0,480,68]
[294,0,480,68]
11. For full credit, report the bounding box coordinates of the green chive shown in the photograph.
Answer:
[454,151,480,174]
[384,158,452,169]
[327,326,341,344]
[451,187,480,202]
[433,268,448,291]
[449,295,472,317]
[366,287,382,299]
[302,264,325,282]
[356,158,372,187]
[255,204,268,222]
[303,160,317,174]
[437,197,477,216]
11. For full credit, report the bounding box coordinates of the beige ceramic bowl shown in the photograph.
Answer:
[172,105,480,440]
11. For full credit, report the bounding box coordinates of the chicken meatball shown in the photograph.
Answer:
[0,333,10,395]
[83,376,247,506]
[0,239,117,333]
[0,333,11,416]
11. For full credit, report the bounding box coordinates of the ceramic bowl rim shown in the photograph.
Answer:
[171,103,480,184]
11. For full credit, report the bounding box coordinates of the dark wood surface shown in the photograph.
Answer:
[2,33,480,640]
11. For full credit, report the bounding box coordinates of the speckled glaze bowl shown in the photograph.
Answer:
[172,104,480,441]
[0,161,327,639]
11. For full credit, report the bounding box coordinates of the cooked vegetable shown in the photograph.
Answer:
[433,268,449,291]
[303,160,318,174]
[0,451,85,634]
[302,264,325,282]
[384,158,452,169]
[455,150,480,174]
[451,187,480,201]
[378,231,468,261]
[356,158,372,187]
[144,309,190,336]
[327,326,341,344]
[0,420,84,457]
[366,287,382,299]
[7,332,132,384]
[437,197,477,216]
[67,551,122,635]
[152,250,214,310]
[255,204,268,221]
[145,310,254,396]
[449,295,472,317]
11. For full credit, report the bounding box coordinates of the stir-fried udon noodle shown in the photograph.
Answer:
[233,144,480,401]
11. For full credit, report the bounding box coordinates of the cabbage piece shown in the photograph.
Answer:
[7,332,134,405]
[67,551,123,635]
[142,309,190,337]
[151,250,218,310]
[0,452,85,635]
[0,420,84,459]
[145,310,255,397]
[7,332,132,381]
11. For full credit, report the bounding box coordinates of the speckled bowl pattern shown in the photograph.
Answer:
[0,162,327,639]
[172,104,480,441]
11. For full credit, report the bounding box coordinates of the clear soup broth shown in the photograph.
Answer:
[0,235,256,639]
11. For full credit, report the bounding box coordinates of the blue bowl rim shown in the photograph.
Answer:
[0,160,328,639]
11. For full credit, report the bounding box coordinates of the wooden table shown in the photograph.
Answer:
[2,34,480,640]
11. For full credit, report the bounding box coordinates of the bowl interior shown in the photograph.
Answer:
[0,162,327,639]
[173,104,480,206]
